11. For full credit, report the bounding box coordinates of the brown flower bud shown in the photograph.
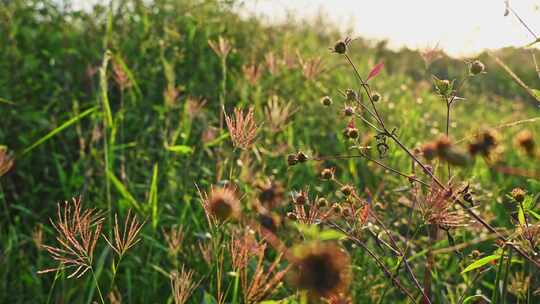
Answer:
[321,96,333,106]
[287,154,298,166]
[345,89,357,101]
[469,60,485,75]
[371,92,381,102]
[511,188,526,203]
[321,168,334,180]
[343,106,355,116]
[340,185,354,196]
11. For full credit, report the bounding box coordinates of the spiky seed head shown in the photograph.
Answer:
[207,187,241,222]
[469,60,485,75]
[321,168,334,180]
[343,106,354,116]
[371,92,381,102]
[345,89,357,101]
[289,242,351,299]
[511,188,526,203]
[321,96,333,106]
[333,40,348,54]
[297,151,308,163]
[345,128,359,139]
[340,185,353,197]
[287,154,298,166]
[468,130,498,156]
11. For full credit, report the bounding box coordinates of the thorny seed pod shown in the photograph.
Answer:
[297,151,308,163]
[287,154,298,166]
[321,168,335,180]
[511,188,526,203]
[340,185,353,197]
[345,89,357,102]
[515,130,535,156]
[469,60,485,75]
[371,92,381,102]
[289,242,351,299]
[321,96,333,106]
[343,106,355,116]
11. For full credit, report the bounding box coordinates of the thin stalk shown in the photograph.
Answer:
[91,268,106,304]
[502,249,513,304]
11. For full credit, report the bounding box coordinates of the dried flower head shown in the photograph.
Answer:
[331,37,352,54]
[104,210,144,257]
[39,197,105,278]
[289,242,351,299]
[511,187,526,203]
[321,96,333,106]
[515,130,535,156]
[420,183,467,229]
[468,130,498,157]
[208,36,232,59]
[321,168,335,180]
[287,153,299,166]
[170,266,199,304]
[345,89,357,102]
[257,178,285,210]
[225,107,259,150]
[371,92,381,102]
[421,142,438,161]
[343,105,354,117]
[340,185,354,197]
[200,186,241,223]
[469,60,485,75]
[343,120,359,139]
[0,146,14,177]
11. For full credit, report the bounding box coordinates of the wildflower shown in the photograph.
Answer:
[321,168,335,180]
[321,96,333,106]
[515,130,535,156]
[469,60,485,75]
[331,37,352,54]
[170,266,199,304]
[200,186,241,223]
[371,92,381,102]
[511,187,526,203]
[0,146,14,177]
[208,36,232,59]
[225,107,259,150]
[289,242,351,299]
[294,190,308,205]
[39,197,105,278]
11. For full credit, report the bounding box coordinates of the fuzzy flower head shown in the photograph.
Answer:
[225,107,259,150]
[200,186,241,223]
[289,242,351,299]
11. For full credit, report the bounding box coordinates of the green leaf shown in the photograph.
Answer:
[164,144,193,154]
[107,170,140,211]
[148,163,159,229]
[318,229,347,241]
[518,206,526,227]
[461,254,500,274]
[532,89,540,102]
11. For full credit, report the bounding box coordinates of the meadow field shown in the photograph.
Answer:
[1,0,540,303]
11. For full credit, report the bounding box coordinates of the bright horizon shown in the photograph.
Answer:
[240,0,540,57]
[70,0,540,57]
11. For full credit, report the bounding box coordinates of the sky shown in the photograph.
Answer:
[71,0,540,57]
[239,0,540,57]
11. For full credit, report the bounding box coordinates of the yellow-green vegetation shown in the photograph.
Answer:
[1,0,540,303]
